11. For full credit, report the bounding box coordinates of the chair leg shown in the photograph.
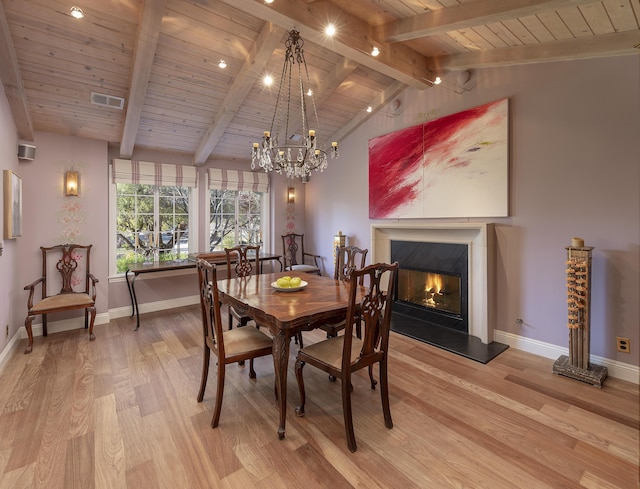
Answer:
[380,360,393,430]
[43,314,48,337]
[24,316,34,354]
[368,365,377,389]
[342,373,357,452]
[211,362,226,428]
[294,359,306,417]
[197,345,211,402]
[88,307,96,341]
[84,308,89,329]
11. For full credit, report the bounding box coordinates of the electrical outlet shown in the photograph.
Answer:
[515,318,524,326]
[616,337,630,354]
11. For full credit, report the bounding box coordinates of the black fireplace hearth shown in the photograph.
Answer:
[390,239,507,363]
[391,312,508,364]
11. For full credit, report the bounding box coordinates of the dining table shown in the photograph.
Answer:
[216,270,365,440]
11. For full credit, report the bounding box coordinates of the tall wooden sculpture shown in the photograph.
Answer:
[553,238,607,387]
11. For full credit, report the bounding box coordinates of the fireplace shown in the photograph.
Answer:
[371,222,495,344]
[392,241,468,334]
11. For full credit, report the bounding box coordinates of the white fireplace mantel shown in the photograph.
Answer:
[371,222,495,344]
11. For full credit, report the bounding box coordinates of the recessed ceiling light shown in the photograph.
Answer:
[434,76,442,85]
[371,47,380,57]
[218,60,227,69]
[325,24,336,36]
[70,6,84,19]
[306,88,313,96]
[366,106,373,113]
[263,74,273,86]
[264,0,274,3]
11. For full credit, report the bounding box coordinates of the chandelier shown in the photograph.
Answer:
[251,30,338,179]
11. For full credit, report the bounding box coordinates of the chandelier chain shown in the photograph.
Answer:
[251,30,339,180]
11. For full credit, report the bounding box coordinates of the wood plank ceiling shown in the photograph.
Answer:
[0,0,638,166]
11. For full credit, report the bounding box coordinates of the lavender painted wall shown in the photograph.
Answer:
[0,55,636,372]
[0,83,20,356]
[15,132,110,327]
[305,55,639,366]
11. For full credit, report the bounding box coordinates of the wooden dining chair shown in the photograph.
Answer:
[195,259,273,428]
[294,262,399,452]
[23,244,98,354]
[224,244,260,331]
[281,233,321,275]
[320,245,368,338]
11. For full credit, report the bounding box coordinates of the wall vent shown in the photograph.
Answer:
[91,92,125,110]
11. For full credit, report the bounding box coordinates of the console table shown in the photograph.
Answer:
[125,252,282,330]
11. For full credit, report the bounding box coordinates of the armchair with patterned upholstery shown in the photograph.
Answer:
[23,244,98,354]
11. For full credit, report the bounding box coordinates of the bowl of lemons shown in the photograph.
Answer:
[271,276,308,292]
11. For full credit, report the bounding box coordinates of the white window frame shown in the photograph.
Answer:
[205,169,271,253]
[108,163,199,278]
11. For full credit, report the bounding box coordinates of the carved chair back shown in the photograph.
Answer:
[224,244,261,278]
[334,245,368,285]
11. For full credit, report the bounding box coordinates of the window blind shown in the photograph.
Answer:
[208,168,269,193]
[112,159,198,187]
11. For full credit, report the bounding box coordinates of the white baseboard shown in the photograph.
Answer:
[0,329,22,372]
[108,295,199,320]
[494,330,639,384]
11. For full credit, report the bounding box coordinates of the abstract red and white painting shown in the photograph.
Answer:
[369,98,509,219]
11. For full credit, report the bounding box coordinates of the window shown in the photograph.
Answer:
[207,169,269,252]
[111,160,197,275]
[209,190,263,251]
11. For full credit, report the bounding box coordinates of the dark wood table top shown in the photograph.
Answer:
[126,252,282,275]
[217,271,360,334]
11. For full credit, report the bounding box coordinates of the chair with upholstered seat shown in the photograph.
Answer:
[294,261,398,452]
[23,244,98,354]
[224,244,260,330]
[196,258,273,428]
[281,233,321,275]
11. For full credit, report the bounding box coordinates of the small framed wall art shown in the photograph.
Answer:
[3,170,23,239]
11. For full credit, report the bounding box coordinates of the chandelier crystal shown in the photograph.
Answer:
[251,30,338,179]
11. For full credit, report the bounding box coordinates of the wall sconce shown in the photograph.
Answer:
[287,187,295,204]
[65,171,79,196]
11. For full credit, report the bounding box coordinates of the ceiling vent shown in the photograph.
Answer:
[91,92,125,110]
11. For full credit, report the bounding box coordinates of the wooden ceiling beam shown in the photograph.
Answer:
[119,0,166,159]
[433,30,640,71]
[215,0,433,90]
[378,0,601,43]
[194,23,286,165]
[0,1,34,141]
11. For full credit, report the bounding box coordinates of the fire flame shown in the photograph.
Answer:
[424,272,444,306]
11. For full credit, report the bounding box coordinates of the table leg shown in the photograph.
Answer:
[272,331,290,439]
[131,274,141,331]
[125,269,135,317]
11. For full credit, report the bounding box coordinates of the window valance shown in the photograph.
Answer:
[112,159,198,187]
[208,168,269,193]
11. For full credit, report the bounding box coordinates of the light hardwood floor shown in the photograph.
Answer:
[1,305,638,488]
